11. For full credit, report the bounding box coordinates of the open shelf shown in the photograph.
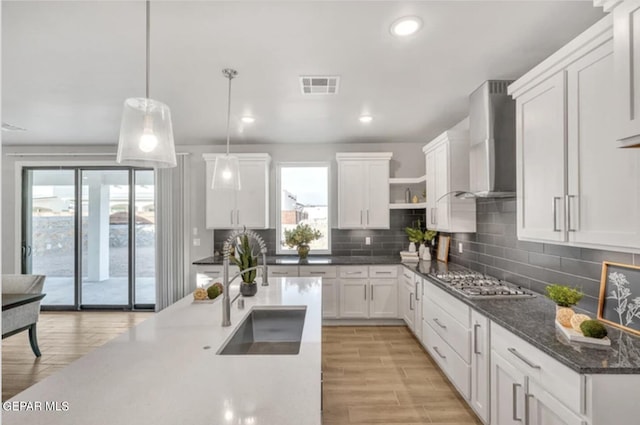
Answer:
[389,175,427,185]
[389,202,427,210]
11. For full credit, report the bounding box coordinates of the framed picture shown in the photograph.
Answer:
[437,235,450,263]
[597,262,640,336]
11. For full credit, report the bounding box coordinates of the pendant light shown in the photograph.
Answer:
[211,68,241,191]
[117,0,176,168]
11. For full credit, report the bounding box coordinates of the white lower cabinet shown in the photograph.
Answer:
[300,266,338,319]
[268,265,299,278]
[424,322,471,399]
[527,380,584,425]
[400,269,416,330]
[470,310,490,424]
[490,351,527,425]
[338,266,398,319]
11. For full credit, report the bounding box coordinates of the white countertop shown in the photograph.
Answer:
[3,278,322,425]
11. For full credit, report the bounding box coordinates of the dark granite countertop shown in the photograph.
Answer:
[193,255,404,266]
[192,254,640,373]
[405,260,640,375]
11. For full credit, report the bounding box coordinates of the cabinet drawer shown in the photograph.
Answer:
[369,265,398,278]
[423,322,471,400]
[423,296,470,363]
[401,268,415,282]
[424,279,469,326]
[299,266,337,278]
[339,266,369,278]
[268,266,299,277]
[491,322,581,413]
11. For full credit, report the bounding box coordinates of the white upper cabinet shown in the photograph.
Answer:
[423,130,476,233]
[509,15,640,252]
[612,0,640,145]
[514,72,567,242]
[336,153,392,229]
[203,153,271,229]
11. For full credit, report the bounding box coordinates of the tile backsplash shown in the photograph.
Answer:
[448,198,640,315]
[213,209,424,257]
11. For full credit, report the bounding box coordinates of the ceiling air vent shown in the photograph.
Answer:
[300,76,340,95]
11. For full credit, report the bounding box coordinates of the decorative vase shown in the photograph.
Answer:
[408,242,416,252]
[240,282,257,297]
[297,244,310,259]
[418,243,426,257]
[421,245,431,261]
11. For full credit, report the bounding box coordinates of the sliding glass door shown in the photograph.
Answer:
[22,167,156,310]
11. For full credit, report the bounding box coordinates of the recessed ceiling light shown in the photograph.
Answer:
[359,115,373,124]
[241,116,255,124]
[390,16,423,37]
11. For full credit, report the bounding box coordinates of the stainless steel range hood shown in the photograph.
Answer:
[468,80,516,198]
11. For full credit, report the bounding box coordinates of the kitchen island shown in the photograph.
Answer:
[2,277,322,425]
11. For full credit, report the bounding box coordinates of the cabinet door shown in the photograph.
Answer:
[339,280,368,318]
[567,41,640,250]
[614,0,640,144]
[434,143,450,231]
[491,351,527,425]
[470,310,490,424]
[370,280,398,318]
[205,160,236,229]
[235,160,268,229]
[338,161,366,228]
[322,279,339,319]
[425,149,437,228]
[527,380,585,425]
[399,279,413,328]
[516,72,567,242]
[365,160,390,229]
[413,276,423,343]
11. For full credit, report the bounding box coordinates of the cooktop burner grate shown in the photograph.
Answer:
[430,271,535,299]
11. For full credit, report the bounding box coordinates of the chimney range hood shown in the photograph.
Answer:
[467,80,516,198]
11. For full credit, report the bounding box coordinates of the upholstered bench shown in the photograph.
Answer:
[2,274,46,357]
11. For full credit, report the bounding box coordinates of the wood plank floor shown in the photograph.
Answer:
[3,314,482,424]
[322,326,482,425]
[2,311,151,401]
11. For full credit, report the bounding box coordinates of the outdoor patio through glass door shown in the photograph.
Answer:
[22,167,156,310]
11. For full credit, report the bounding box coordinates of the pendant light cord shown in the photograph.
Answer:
[145,0,151,99]
[225,74,232,155]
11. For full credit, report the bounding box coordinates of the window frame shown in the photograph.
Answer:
[276,161,331,255]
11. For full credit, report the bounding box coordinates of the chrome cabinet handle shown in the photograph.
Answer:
[433,318,447,329]
[272,271,288,275]
[525,393,534,423]
[415,281,420,301]
[513,383,522,422]
[360,210,363,225]
[366,209,370,225]
[434,207,438,224]
[230,210,234,225]
[409,293,414,310]
[375,271,392,275]
[236,210,240,225]
[566,194,576,232]
[345,271,362,275]
[508,347,541,370]
[473,324,481,355]
[371,285,374,300]
[552,196,562,232]
[433,346,446,359]
[310,271,326,275]
[364,285,367,300]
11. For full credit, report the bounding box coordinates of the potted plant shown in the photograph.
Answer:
[545,284,583,310]
[284,223,322,259]
[229,234,258,296]
[404,226,423,253]
[422,229,437,260]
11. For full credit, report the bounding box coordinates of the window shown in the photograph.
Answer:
[277,163,330,255]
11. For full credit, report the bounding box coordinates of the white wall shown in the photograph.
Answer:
[1,141,427,274]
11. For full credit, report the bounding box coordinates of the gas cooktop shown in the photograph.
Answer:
[430,271,535,299]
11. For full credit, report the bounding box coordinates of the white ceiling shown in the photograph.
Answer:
[2,1,604,147]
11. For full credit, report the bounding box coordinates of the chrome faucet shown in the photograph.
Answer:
[221,228,269,327]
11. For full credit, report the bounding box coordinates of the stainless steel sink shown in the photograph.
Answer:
[217,306,307,355]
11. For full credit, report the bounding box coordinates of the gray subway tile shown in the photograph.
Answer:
[576,295,599,316]
[476,254,495,266]
[528,252,561,270]
[580,248,633,265]
[543,244,581,260]
[504,249,529,264]
[500,200,517,213]
[485,245,505,258]
[559,258,603,281]
[516,240,544,253]
[485,266,505,280]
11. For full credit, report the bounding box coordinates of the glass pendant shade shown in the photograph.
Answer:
[212,154,241,190]
[117,97,177,168]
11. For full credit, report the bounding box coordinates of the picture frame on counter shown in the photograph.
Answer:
[436,235,450,263]
[598,262,640,336]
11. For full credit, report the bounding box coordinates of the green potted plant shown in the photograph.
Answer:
[284,224,322,259]
[229,234,258,296]
[545,284,583,309]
